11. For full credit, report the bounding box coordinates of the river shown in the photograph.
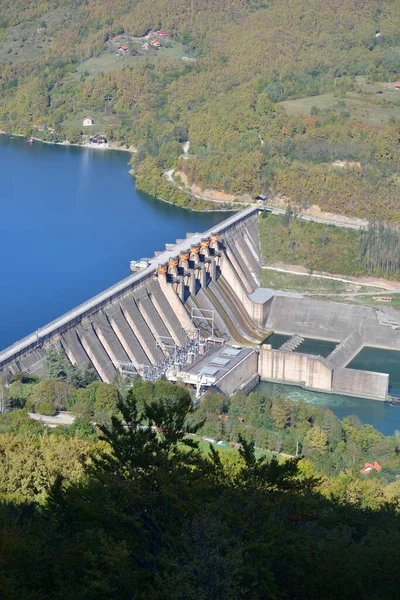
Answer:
[254,381,400,436]
[0,135,229,350]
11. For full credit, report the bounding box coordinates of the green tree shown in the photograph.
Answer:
[304,425,328,454]
[94,382,120,421]
[31,380,56,415]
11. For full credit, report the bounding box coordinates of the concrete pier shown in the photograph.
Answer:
[61,329,92,369]
[91,313,131,368]
[77,322,117,382]
[104,304,151,366]
[119,296,163,364]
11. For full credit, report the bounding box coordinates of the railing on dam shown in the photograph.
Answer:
[0,206,259,367]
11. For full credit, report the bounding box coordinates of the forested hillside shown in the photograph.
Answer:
[4,373,400,598]
[1,0,400,218]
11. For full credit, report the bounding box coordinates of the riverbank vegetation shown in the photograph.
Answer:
[3,373,400,597]
[259,212,400,281]
[1,0,400,218]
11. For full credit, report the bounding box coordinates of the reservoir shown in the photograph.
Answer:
[0,135,229,350]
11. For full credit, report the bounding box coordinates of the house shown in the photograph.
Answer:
[90,134,107,145]
[151,39,161,48]
[83,116,94,126]
[255,194,267,202]
[374,296,392,303]
[360,461,382,476]
[158,31,169,36]
[118,45,129,54]
[395,83,400,90]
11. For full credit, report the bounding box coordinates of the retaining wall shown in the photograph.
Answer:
[259,347,332,391]
[332,367,388,400]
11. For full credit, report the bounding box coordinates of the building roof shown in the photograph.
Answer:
[83,116,93,121]
[119,45,128,50]
[360,461,382,475]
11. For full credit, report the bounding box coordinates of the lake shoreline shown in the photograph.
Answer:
[1,131,235,212]
[0,133,229,349]
[0,131,135,153]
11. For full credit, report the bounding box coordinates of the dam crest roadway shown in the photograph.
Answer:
[1,206,400,401]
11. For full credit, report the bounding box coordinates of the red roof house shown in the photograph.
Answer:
[360,461,382,475]
[395,82,400,89]
[158,31,169,36]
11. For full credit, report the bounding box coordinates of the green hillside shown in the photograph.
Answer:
[1,0,400,219]
[3,374,400,598]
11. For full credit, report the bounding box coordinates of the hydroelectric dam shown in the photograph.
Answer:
[1,206,400,400]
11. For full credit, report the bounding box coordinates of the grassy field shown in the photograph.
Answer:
[258,213,366,276]
[0,6,71,64]
[61,110,109,130]
[281,78,400,126]
[261,269,380,295]
[75,42,186,79]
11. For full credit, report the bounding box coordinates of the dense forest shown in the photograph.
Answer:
[3,364,400,597]
[259,212,400,280]
[1,0,400,218]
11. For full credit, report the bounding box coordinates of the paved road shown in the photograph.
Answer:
[263,206,367,230]
[165,168,250,206]
[29,411,76,426]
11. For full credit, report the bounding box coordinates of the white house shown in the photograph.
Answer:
[83,116,94,126]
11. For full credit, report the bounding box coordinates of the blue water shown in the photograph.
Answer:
[294,338,337,358]
[265,333,337,358]
[255,381,400,436]
[0,135,229,350]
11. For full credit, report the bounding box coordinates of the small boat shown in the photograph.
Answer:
[27,136,34,143]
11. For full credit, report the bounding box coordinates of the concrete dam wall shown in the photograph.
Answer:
[0,207,266,383]
[1,206,398,402]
